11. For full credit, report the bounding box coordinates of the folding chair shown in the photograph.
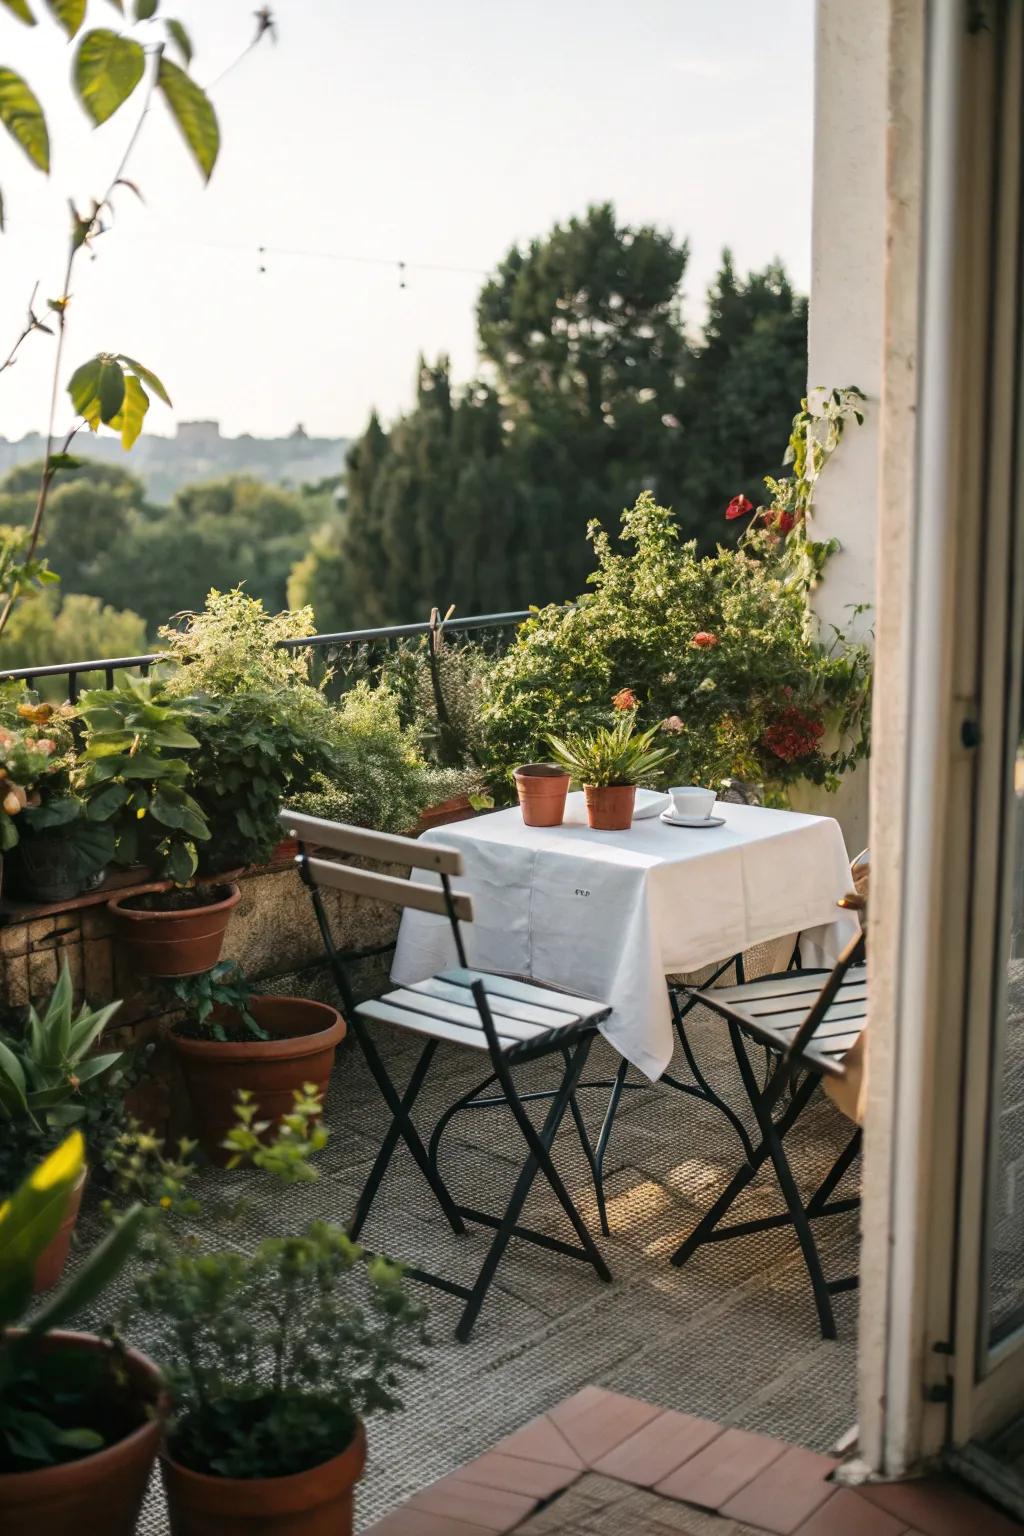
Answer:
[669,893,867,1339]
[281,808,613,1342]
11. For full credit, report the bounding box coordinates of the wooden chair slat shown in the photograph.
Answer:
[303,857,473,921]
[280,808,463,875]
[356,998,496,1050]
[440,967,611,1022]
[411,975,579,1029]
[384,987,549,1042]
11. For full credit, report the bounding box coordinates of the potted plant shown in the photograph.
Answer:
[72,675,238,976]
[547,715,674,830]
[0,963,126,1291]
[0,692,64,894]
[166,963,346,1163]
[0,1132,161,1536]
[126,1089,427,1536]
[512,763,571,827]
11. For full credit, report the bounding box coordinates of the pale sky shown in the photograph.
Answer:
[0,0,815,442]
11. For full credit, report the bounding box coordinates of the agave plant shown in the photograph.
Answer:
[546,714,674,788]
[0,961,123,1131]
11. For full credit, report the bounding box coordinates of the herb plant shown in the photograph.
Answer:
[166,961,268,1044]
[547,715,674,788]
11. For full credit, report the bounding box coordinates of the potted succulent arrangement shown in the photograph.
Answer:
[0,963,126,1291]
[0,1132,160,1536]
[117,1086,427,1536]
[165,961,346,1163]
[547,714,674,830]
[72,674,240,977]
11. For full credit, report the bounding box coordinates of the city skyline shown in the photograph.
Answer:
[0,0,814,442]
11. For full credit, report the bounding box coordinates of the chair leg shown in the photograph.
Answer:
[456,1037,610,1342]
[590,1057,629,1237]
[806,1127,862,1216]
[348,1021,466,1238]
[731,1033,838,1340]
[669,978,757,1163]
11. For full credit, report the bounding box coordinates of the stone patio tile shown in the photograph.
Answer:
[407,1471,538,1531]
[655,1426,787,1509]
[720,1446,839,1532]
[493,1413,586,1470]
[857,1478,1023,1536]
[453,1450,580,1500]
[547,1385,664,1465]
[793,1486,908,1536]
[592,1408,724,1486]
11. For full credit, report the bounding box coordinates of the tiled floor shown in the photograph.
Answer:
[363,1386,1023,1536]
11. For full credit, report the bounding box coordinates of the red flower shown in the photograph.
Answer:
[776,510,795,534]
[725,494,754,521]
[691,631,718,649]
[612,688,637,712]
[761,707,825,763]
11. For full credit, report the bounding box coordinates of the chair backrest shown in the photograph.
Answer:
[760,917,867,1113]
[280,808,473,1013]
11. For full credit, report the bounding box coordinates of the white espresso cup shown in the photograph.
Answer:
[669,785,717,820]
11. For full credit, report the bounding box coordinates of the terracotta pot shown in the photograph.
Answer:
[513,764,570,828]
[414,794,477,834]
[583,783,636,831]
[161,1419,366,1536]
[170,995,346,1164]
[32,1168,86,1293]
[108,882,241,978]
[0,1332,164,1536]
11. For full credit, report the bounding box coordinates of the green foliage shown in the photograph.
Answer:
[310,207,808,629]
[0,958,124,1129]
[0,65,49,171]
[547,714,674,789]
[166,961,267,1044]
[157,54,219,180]
[0,692,62,851]
[73,29,145,125]
[73,672,210,881]
[67,353,168,446]
[1,590,147,697]
[481,490,872,800]
[0,1131,146,1471]
[221,1085,327,1178]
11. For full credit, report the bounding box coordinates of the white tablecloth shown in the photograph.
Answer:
[391,796,858,1080]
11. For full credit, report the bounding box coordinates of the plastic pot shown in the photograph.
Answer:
[0,1332,164,1536]
[161,1419,366,1536]
[32,1167,86,1293]
[583,784,636,831]
[513,764,570,827]
[170,995,346,1164]
[107,882,241,978]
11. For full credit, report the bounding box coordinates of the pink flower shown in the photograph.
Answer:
[661,715,684,734]
[725,494,754,521]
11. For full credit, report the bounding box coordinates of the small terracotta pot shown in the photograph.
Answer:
[513,764,571,828]
[0,1332,164,1536]
[583,784,636,831]
[161,1418,367,1536]
[170,995,346,1164]
[32,1167,86,1293]
[414,793,478,834]
[108,882,241,978]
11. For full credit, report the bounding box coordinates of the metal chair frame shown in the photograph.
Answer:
[669,917,867,1339]
[282,809,612,1343]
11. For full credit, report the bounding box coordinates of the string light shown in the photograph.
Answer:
[124,231,489,288]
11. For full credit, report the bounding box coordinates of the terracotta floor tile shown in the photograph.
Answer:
[793,1486,909,1536]
[655,1425,788,1510]
[363,1508,492,1536]
[720,1445,839,1533]
[408,1471,538,1532]
[453,1449,580,1501]
[493,1413,586,1471]
[592,1407,724,1486]
[547,1385,664,1466]
[857,1477,1023,1536]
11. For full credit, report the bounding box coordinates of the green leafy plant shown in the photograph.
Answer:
[0,960,125,1200]
[0,1131,147,1471]
[547,714,674,788]
[73,672,210,881]
[0,2,269,639]
[166,961,267,1044]
[124,1088,428,1482]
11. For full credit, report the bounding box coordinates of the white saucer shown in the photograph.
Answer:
[659,811,726,828]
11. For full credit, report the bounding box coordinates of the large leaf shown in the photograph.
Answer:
[108,371,148,450]
[74,28,145,126]
[1,0,36,23]
[30,1202,144,1334]
[117,353,171,406]
[157,55,218,180]
[163,16,190,64]
[67,996,121,1057]
[67,354,125,428]
[133,0,156,16]
[0,67,49,172]
[45,0,85,36]
[0,1035,28,1117]
[0,1133,84,1326]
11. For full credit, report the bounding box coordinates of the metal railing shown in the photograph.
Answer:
[0,610,531,703]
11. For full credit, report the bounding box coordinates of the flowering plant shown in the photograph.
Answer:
[0,689,65,850]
